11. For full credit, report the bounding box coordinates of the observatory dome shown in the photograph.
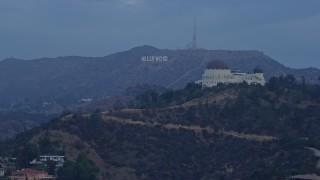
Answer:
[206,60,230,70]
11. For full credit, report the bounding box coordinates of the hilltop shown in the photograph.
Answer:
[3,76,320,180]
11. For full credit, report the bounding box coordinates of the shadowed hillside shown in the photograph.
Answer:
[4,77,320,180]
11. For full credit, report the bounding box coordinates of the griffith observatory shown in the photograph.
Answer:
[196,60,266,88]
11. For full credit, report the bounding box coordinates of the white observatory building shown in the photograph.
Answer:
[196,60,266,88]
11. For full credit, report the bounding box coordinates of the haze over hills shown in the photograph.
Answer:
[1,45,320,138]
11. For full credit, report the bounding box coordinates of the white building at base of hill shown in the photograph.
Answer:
[30,155,65,167]
[196,68,266,88]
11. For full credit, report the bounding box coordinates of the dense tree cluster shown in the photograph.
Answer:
[135,82,203,108]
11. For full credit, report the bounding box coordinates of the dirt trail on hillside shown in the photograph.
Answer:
[101,114,275,142]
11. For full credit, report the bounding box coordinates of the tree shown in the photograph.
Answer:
[159,89,175,105]
[301,76,306,85]
[57,161,75,180]
[0,138,5,156]
[284,74,296,87]
[17,143,39,167]
[39,136,53,153]
[90,109,102,124]
[74,154,100,180]
[46,160,57,175]
[267,75,297,94]
[136,89,159,108]
[57,154,99,180]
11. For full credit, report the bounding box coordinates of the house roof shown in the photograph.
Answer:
[12,168,48,175]
[288,174,320,180]
[40,155,65,157]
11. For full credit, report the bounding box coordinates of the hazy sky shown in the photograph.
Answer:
[1,0,320,68]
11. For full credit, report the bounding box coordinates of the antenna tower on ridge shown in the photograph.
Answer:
[192,17,197,50]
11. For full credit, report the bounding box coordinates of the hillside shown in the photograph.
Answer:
[1,46,320,138]
[0,46,319,106]
[4,77,320,180]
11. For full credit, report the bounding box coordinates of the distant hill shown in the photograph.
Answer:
[0,45,319,106]
[7,79,320,180]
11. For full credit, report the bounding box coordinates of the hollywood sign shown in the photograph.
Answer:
[141,56,168,62]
